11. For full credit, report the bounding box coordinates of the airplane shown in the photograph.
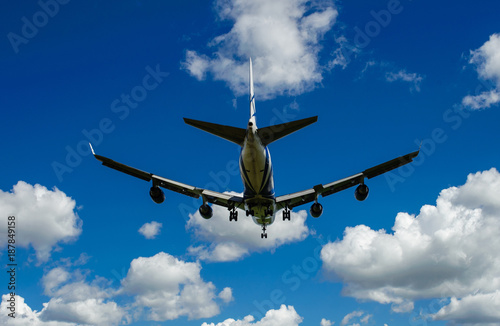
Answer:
[91,58,419,238]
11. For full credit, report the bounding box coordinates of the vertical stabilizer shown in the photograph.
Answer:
[249,58,256,120]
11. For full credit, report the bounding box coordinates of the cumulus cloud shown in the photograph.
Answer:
[121,252,231,321]
[201,304,303,326]
[0,294,69,326]
[39,269,127,326]
[321,168,500,325]
[432,291,500,324]
[2,252,233,325]
[138,221,162,239]
[0,181,82,263]
[186,202,309,262]
[321,318,334,326]
[462,33,500,109]
[1,267,127,326]
[218,287,234,303]
[182,0,338,99]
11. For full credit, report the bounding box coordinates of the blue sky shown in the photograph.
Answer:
[1,0,500,325]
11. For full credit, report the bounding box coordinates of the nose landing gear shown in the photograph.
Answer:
[229,207,238,221]
[261,224,267,239]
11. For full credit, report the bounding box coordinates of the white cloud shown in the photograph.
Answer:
[2,253,233,325]
[218,287,234,303]
[321,318,334,326]
[138,221,162,239]
[359,61,423,92]
[0,294,74,326]
[186,202,309,262]
[390,300,414,313]
[201,304,303,326]
[432,291,500,324]
[341,311,364,326]
[0,181,82,263]
[182,0,338,99]
[462,33,500,109]
[38,269,127,326]
[121,252,231,321]
[1,267,127,326]
[462,89,500,110]
[42,267,70,296]
[321,168,500,325]
[385,69,423,92]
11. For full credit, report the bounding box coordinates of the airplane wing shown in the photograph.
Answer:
[275,149,419,210]
[90,144,245,210]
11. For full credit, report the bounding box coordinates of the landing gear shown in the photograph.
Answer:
[282,207,291,221]
[261,224,268,239]
[246,209,254,216]
[229,208,238,222]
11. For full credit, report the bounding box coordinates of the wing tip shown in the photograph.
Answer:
[89,143,95,156]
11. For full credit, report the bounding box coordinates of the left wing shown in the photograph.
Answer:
[90,144,244,209]
[275,149,419,210]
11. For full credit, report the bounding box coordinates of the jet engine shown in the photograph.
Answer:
[199,204,213,219]
[149,186,165,204]
[310,202,323,218]
[354,184,369,201]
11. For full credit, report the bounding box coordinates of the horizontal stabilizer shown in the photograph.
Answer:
[257,116,318,146]
[184,118,247,146]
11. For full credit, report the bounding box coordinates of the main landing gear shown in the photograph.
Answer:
[282,207,291,221]
[261,224,267,239]
[229,207,238,221]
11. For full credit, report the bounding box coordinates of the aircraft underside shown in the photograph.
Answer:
[91,58,420,239]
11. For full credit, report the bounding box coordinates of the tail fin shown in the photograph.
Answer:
[257,116,318,146]
[249,58,256,119]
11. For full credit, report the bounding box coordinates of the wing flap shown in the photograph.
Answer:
[152,175,201,199]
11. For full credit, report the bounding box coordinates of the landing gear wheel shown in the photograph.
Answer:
[260,224,267,239]
[229,210,238,222]
[283,208,291,221]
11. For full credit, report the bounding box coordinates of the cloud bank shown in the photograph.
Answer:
[182,0,338,99]
[321,168,500,325]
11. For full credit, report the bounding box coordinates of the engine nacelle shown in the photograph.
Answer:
[199,204,213,219]
[354,184,369,201]
[310,202,323,218]
[149,186,165,204]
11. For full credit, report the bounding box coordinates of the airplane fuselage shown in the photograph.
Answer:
[239,119,276,227]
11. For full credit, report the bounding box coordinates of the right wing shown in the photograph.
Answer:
[90,144,244,210]
[275,149,419,210]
